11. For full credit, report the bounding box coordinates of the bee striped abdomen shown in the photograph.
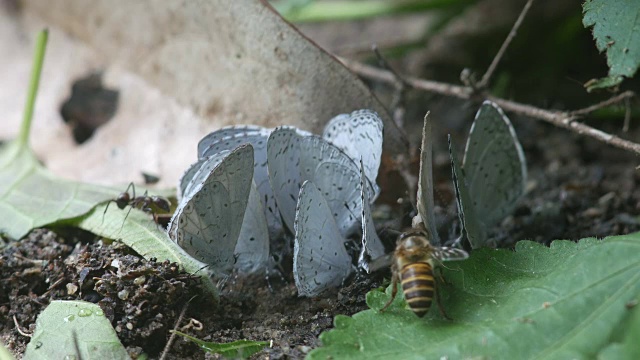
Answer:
[400,262,434,317]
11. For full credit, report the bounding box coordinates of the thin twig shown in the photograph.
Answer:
[338,57,640,155]
[372,44,408,128]
[477,0,535,89]
[570,91,635,117]
[159,296,196,360]
[13,315,32,337]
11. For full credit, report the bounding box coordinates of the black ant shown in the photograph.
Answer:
[104,182,171,226]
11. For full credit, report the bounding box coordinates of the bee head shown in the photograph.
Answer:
[396,231,433,262]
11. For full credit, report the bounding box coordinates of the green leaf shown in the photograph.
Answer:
[172,331,268,359]
[0,141,116,239]
[0,343,15,360]
[310,235,640,359]
[583,0,640,91]
[65,203,218,300]
[597,298,640,360]
[23,300,129,360]
[276,0,471,23]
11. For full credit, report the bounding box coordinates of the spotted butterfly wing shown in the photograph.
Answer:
[358,159,385,273]
[323,109,383,197]
[414,113,441,246]
[234,180,270,273]
[267,127,305,234]
[293,181,353,297]
[448,135,487,248]
[268,128,368,237]
[463,101,527,229]
[197,126,285,239]
[451,101,527,248]
[168,144,254,276]
[179,154,226,200]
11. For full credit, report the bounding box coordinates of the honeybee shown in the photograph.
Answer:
[380,225,468,318]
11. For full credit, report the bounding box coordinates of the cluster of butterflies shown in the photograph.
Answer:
[162,101,527,297]
[166,110,386,296]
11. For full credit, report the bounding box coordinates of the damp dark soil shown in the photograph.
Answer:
[2,115,639,359]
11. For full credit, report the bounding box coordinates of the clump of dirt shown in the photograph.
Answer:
[0,228,382,359]
[0,229,201,358]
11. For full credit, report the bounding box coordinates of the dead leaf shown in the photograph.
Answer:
[0,0,406,189]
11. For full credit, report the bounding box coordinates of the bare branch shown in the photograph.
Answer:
[339,57,640,155]
[570,91,635,117]
[372,44,408,128]
[477,0,535,89]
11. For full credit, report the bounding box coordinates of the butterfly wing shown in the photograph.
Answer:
[322,109,383,196]
[267,127,305,234]
[462,101,527,228]
[268,129,369,236]
[293,180,353,297]
[234,180,270,273]
[198,126,283,239]
[197,125,268,158]
[415,113,441,246]
[357,159,386,273]
[168,144,254,276]
[448,135,487,248]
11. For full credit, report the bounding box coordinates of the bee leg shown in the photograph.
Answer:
[380,274,398,313]
[434,265,448,285]
[433,267,452,320]
[435,287,452,320]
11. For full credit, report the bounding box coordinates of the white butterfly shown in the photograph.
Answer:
[448,101,527,248]
[169,144,269,275]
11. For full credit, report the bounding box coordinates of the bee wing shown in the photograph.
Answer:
[433,247,469,262]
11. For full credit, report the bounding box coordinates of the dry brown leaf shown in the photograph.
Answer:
[0,0,406,188]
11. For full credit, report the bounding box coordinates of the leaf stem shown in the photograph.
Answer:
[18,29,49,148]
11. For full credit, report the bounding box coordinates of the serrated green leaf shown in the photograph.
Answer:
[310,235,640,359]
[583,0,640,91]
[172,331,268,359]
[23,300,129,360]
[65,203,218,300]
[597,298,640,360]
